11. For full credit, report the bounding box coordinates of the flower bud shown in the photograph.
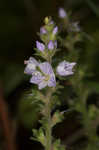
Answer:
[36,41,45,51]
[58,8,67,18]
[48,40,54,50]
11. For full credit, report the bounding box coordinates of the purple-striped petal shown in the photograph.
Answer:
[48,75,56,87]
[57,61,76,76]
[38,81,48,90]
[28,61,56,89]
[39,62,54,75]
[24,57,39,75]
[30,72,44,84]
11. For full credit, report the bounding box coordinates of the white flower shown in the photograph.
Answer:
[24,57,39,75]
[30,62,56,89]
[57,61,76,76]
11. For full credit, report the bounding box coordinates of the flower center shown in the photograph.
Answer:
[44,75,50,81]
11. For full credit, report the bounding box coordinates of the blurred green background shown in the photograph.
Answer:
[0,0,99,150]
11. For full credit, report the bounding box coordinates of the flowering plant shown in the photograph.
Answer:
[24,8,99,150]
[24,13,76,150]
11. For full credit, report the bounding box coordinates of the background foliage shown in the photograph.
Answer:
[0,0,99,150]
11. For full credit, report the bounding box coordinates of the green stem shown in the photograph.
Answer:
[45,90,52,150]
[44,54,53,150]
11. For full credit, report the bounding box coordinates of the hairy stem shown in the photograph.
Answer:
[45,90,52,150]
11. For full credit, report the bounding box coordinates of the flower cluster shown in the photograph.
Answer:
[24,17,76,89]
[35,17,58,61]
[24,58,76,90]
